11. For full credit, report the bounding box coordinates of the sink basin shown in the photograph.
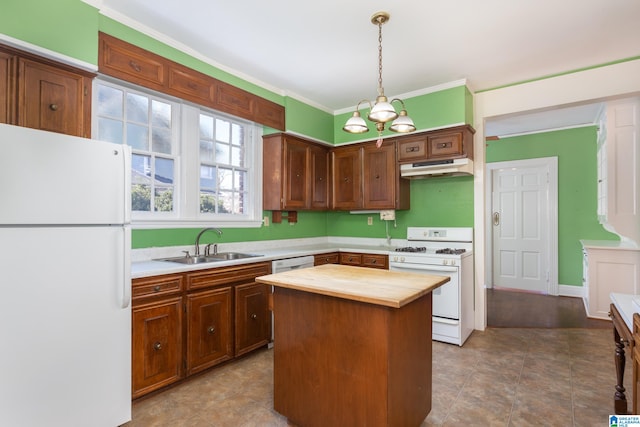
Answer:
[157,252,261,264]
[206,252,261,261]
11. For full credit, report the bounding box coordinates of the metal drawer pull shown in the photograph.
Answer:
[437,142,452,149]
[129,60,141,72]
[153,285,162,292]
[406,146,418,152]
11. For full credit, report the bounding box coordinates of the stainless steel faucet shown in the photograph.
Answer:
[194,227,223,256]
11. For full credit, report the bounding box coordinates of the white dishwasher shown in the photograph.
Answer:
[269,255,315,347]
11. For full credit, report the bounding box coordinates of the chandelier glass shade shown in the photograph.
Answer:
[342,12,416,137]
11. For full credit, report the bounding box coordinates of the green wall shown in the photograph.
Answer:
[486,126,618,286]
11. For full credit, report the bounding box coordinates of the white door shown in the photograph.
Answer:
[489,158,558,294]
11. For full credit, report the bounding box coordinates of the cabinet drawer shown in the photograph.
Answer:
[187,262,271,291]
[340,252,362,266]
[133,274,183,301]
[398,137,427,162]
[315,252,340,265]
[167,65,215,104]
[428,132,463,158]
[362,254,388,269]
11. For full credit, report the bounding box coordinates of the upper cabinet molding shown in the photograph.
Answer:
[98,32,285,130]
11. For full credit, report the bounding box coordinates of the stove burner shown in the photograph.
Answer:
[436,248,466,255]
[394,246,426,253]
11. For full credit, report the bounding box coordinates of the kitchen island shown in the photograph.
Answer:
[256,264,449,427]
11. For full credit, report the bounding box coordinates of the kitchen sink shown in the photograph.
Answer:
[157,252,261,264]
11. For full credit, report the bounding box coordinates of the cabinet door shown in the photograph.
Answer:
[132,297,183,399]
[309,144,329,209]
[235,282,270,356]
[332,146,362,210]
[18,58,90,137]
[186,287,233,375]
[283,137,309,209]
[0,50,15,124]
[428,131,464,159]
[363,141,397,209]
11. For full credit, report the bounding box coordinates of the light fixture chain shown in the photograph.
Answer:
[377,19,384,96]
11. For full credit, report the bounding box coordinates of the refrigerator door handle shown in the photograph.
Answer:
[120,226,132,309]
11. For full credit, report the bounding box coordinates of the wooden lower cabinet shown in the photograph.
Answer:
[235,282,271,356]
[132,261,271,399]
[340,252,388,269]
[186,287,233,375]
[132,296,183,399]
[314,252,340,266]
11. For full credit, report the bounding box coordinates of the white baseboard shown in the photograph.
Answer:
[558,284,585,298]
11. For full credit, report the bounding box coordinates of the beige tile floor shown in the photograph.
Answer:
[126,327,627,427]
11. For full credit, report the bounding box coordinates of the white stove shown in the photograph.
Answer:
[389,227,474,346]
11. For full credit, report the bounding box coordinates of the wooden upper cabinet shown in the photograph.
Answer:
[0,50,15,124]
[18,58,91,138]
[263,133,329,211]
[332,140,408,211]
[397,125,475,163]
[98,32,285,130]
[309,143,330,209]
[99,32,166,91]
[331,145,362,210]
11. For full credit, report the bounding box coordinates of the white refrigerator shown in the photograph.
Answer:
[0,123,132,426]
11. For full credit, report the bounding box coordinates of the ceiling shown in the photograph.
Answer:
[89,0,639,136]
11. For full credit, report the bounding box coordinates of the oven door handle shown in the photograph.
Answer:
[390,264,458,273]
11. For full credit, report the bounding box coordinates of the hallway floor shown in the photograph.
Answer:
[127,291,626,426]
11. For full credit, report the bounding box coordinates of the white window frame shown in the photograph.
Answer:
[93,77,263,229]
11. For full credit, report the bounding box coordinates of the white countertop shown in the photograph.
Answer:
[131,237,396,278]
[610,293,640,332]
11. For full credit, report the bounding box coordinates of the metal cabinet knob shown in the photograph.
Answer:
[153,285,161,292]
[153,342,162,351]
[49,104,59,111]
[207,326,215,334]
[251,313,257,320]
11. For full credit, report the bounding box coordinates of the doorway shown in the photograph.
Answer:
[485,157,558,295]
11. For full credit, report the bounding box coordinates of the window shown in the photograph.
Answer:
[93,79,262,227]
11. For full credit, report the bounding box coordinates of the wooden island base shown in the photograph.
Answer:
[273,286,433,427]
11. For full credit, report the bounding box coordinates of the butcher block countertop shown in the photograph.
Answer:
[256,264,449,309]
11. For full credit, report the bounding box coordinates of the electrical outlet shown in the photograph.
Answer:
[367,216,373,225]
[263,216,269,226]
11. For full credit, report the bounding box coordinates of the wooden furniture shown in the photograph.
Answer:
[257,264,448,427]
[396,125,474,163]
[331,139,409,211]
[98,32,285,130]
[583,241,640,319]
[131,261,271,398]
[339,251,388,269]
[263,133,330,215]
[634,313,640,415]
[609,294,638,415]
[0,43,93,137]
[314,252,340,265]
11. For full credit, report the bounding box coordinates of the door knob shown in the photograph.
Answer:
[493,212,500,226]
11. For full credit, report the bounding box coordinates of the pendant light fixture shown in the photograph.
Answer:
[343,12,416,146]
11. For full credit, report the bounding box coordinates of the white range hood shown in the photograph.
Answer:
[400,158,473,178]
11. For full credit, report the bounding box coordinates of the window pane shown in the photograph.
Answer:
[200,115,213,140]
[97,85,123,118]
[155,157,174,186]
[127,124,149,150]
[152,100,171,129]
[127,93,148,124]
[97,118,123,144]
[218,168,233,190]
[231,123,242,144]
[215,119,230,143]
[200,193,218,213]
[152,127,171,154]
[131,154,151,212]
[216,142,229,164]
[219,191,233,214]
[200,140,214,162]
[154,187,173,212]
[200,165,216,191]
[231,145,242,167]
